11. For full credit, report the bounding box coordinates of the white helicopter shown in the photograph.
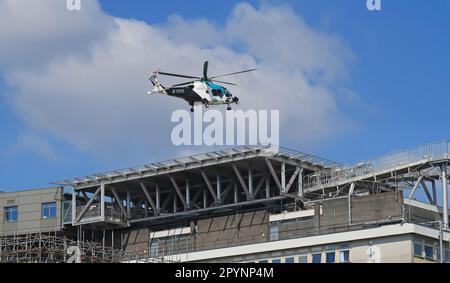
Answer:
[148,61,256,112]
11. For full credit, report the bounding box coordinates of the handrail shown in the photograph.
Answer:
[303,141,450,191]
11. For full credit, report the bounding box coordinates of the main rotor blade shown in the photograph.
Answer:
[211,69,256,79]
[172,80,200,87]
[158,72,201,80]
[212,80,237,86]
[203,61,209,79]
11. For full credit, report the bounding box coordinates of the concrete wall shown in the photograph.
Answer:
[0,188,63,236]
[277,191,404,240]
[120,211,269,255]
[118,191,405,257]
[122,228,150,254]
[195,211,269,251]
[349,234,413,263]
[199,234,414,263]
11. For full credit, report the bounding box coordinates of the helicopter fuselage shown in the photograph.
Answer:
[153,79,238,107]
[148,61,253,111]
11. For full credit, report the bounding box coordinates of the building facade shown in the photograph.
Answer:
[1,142,450,263]
[0,187,64,236]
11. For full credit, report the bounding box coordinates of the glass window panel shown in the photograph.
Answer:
[424,245,433,259]
[271,258,281,263]
[298,255,308,263]
[339,250,350,263]
[5,206,18,222]
[285,256,295,263]
[42,202,56,219]
[413,243,423,257]
[445,250,450,263]
[270,224,279,241]
[312,253,322,263]
[150,239,159,257]
[326,252,335,263]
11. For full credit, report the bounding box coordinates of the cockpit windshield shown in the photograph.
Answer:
[207,81,225,97]
[212,89,222,97]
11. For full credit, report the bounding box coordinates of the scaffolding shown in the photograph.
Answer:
[0,232,173,263]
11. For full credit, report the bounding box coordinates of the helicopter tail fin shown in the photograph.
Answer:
[148,72,167,95]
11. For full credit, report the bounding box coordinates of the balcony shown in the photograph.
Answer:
[74,203,125,225]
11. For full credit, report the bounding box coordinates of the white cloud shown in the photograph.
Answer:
[0,0,116,71]
[1,1,358,164]
[6,132,58,161]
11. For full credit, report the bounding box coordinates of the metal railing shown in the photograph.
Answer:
[75,204,124,224]
[62,201,72,224]
[303,141,450,191]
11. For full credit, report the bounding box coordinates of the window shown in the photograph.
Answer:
[42,202,56,219]
[312,253,322,263]
[259,259,268,263]
[413,243,423,257]
[445,250,450,263]
[270,224,279,241]
[150,239,159,257]
[285,256,295,263]
[424,245,434,260]
[271,258,281,263]
[339,250,350,263]
[326,252,336,263]
[212,89,222,97]
[4,206,18,222]
[298,255,308,263]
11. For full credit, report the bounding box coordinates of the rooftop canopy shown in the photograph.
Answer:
[52,144,340,189]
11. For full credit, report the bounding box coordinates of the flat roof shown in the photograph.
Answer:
[52,144,340,188]
[0,187,60,194]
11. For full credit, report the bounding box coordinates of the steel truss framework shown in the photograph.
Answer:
[0,232,168,263]
[53,142,450,230]
[301,141,450,228]
[54,145,339,228]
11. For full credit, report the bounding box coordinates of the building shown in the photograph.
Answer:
[0,187,64,236]
[1,141,450,263]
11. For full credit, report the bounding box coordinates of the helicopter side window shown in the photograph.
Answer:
[188,85,194,90]
[212,89,222,97]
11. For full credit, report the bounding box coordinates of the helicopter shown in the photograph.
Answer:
[148,61,256,112]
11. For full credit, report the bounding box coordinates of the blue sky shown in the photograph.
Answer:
[1,0,450,191]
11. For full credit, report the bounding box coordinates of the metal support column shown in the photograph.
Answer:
[126,189,131,219]
[186,178,191,209]
[408,176,424,199]
[432,180,437,206]
[442,163,448,229]
[266,175,270,198]
[102,229,106,259]
[281,161,286,192]
[156,184,161,215]
[71,188,76,226]
[298,168,304,197]
[112,230,114,252]
[216,173,222,204]
[348,183,355,225]
[440,221,444,263]
[111,187,128,219]
[248,165,253,197]
[173,193,178,213]
[101,183,105,222]
[203,189,207,208]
